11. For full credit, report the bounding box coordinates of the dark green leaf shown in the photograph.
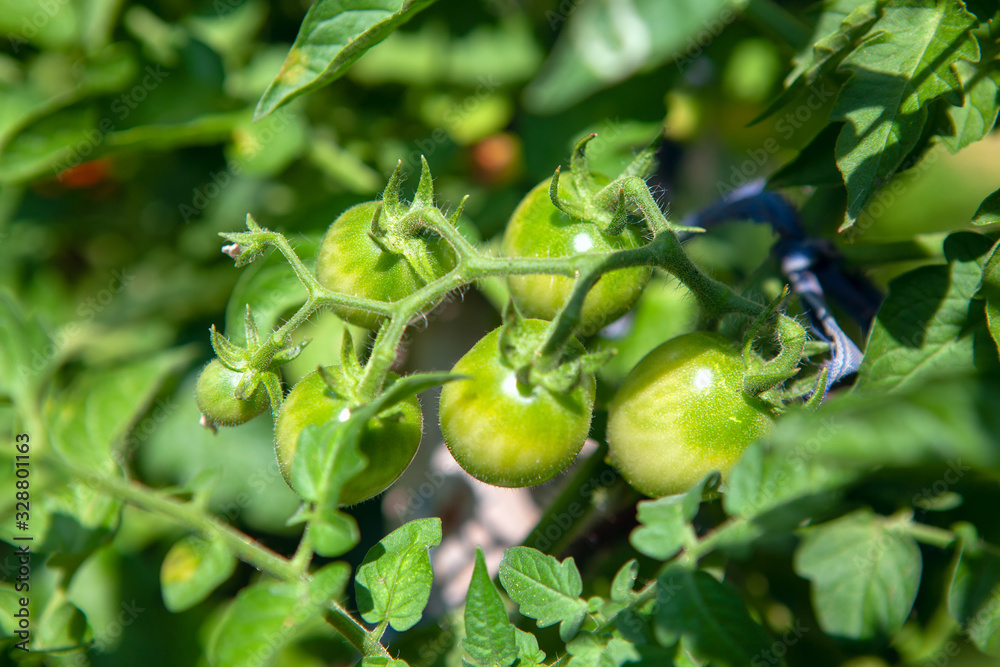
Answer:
[255,0,438,120]
[498,547,587,642]
[654,568,771,666]
[833,0,979,230]
[355,518,442,632]
[794,509,921,640]
[462,547,517,667]
[161,535,237,612]
[854,231,996,394]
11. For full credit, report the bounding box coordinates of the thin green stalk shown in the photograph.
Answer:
[91,473,299,580]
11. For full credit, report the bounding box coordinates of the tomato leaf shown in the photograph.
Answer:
[208,562,349,667]
[854,231,996,394]
[653,568,772,666]
[354,518,442,632]
[794,509,922,640]
[973,187,1000,227]
[498,547,588,643]
[462,546,518,667]
[629,473,715,561]
[943,26,1000,154]
[948,538,1000,656]
[254,0,438,121]
[160,535,237,613]
[833,0,979,231]
[610,559,639,604]
[47,348,192,469]
[565,632,673,666]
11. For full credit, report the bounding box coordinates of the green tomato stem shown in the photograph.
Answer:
[520,441,617,557]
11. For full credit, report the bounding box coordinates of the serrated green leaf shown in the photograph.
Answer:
[255,0,438,120]
[833,0,979,230]
[630,473,714,560]
[795,510,922,640]
[355,518,441,632]
[948,541,1000,655]
[654,569,772,666]
[514,628,546,666]
[209,562,349,667]
[161,535,237,613]
[973,187,1000,226]
[524,0,740,114]
[757,0,877,124]
[462,547,517,667]
[47,348,192,469]
[566,633,671,667]
[498,547,587,643]
[855,231,996,393]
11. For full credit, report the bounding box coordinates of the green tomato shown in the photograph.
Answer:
[439,319,596,487]
[274,367,422,505]
[607,332,774,497]
[194,359,269,427]
[316,201,455,329]
[501,178,652,336]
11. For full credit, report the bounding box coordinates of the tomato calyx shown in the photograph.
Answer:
[497,302,612,396]
[367,157,468,284]
[740,286,830,412]
[547,133,662,237]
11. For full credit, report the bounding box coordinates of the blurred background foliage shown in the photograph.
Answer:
[1,0,998,665]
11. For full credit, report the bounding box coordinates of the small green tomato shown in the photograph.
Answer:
[194,359,269,427]
[607,332,774,497]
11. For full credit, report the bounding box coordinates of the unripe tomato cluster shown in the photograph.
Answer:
[199,162,779,505]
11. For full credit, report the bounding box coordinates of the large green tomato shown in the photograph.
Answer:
[501,178,652,336]
[439,319,596,487]
[607,332,774,497]
[316,201,455,329]
[194,359,269,427]
[274,367,422,505]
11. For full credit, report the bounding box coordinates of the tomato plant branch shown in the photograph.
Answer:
[87,471,300,580]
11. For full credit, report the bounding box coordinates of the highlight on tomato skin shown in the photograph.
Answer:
[438,319,596,488]
[273,367,423,506]
[606,331,775,498]
[501,178,652,336]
